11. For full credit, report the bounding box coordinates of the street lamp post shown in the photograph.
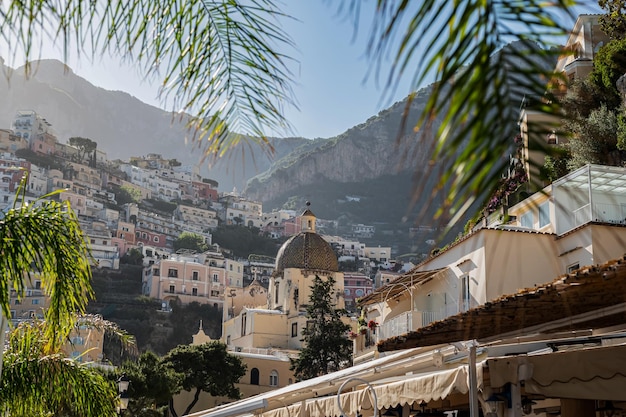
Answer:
[117,373,130,415]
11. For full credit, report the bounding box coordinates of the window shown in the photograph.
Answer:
[460,275,471,312]
[275,282,280,304]
[539,202,550,228]
[230,264,233,271]
[70,336,85,345]
[520,211,533,228]
[291,322,298,337]
[168,268,178,278]
[567,263,580,273]
[241,313,247,336]
[192,288,198,296]
[250,368,259,385]
[269,370,279,387]
[213,273,219,282]
[34,280,41,290]
[153,236,159,243]
[32,299,39,305]
[192,271,199,281]
[169,285,175,293]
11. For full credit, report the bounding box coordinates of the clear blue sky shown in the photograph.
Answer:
[3,1,602,140]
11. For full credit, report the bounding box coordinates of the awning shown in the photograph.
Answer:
[258,366,476,417]
[358,268,448,306]
[488,343,626,401]
[185,347,432,417]
[185,347,479,417]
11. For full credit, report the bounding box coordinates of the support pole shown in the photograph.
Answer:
[468,344,479,417]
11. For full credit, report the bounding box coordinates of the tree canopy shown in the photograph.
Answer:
[173,232,210,253]
[121,351,180,417]
[68,136,98,162]
[290,275,352,381]
[163,342,246,417]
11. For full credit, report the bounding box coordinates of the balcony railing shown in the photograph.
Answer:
[378,308,456,340]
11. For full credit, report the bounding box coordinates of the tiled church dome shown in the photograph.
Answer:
[275,232,338,273]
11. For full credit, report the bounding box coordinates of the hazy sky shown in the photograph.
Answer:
[2,1,602,140]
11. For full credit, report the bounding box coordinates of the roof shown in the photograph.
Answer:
[378,256,626,351]
[358,268,447,306]
[274,232,338,273]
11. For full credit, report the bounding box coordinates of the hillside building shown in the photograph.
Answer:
[143,251,226,309]
[0,128,28,152]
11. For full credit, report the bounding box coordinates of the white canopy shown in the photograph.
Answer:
[185,346,479,417]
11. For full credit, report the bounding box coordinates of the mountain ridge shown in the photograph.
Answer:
[0,58,309,191]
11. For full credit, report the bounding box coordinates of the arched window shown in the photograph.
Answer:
[269,370,279,387]
[250,368,260,385]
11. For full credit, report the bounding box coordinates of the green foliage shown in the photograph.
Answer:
[174,232,209,253]
[121,352,180,417]
[0,175,93,353]
[599,0,626,40]
[144,199,177,214]
[116,185,143,205]
[14,148,64,171]
[121,248,144,265]
[68,136,98,162]
[618,112,626,150]
[588,38,626,107]
[0,319,122,417]
[212,225,279,258]
[290,275,352,381]
[542,147,571,183]
[163,301,223,352]
[163,342,246,417]
[564,104,622,170]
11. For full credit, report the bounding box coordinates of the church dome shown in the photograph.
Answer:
[275,232,338,273]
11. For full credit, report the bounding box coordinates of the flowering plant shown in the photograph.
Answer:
[348,331,358,339]
[367,320,378,330]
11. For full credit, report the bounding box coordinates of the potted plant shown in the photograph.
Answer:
[348,330,358,339]
[368,320,378,331]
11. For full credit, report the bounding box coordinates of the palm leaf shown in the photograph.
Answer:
[0,321,118,417]
[0,0,296,159]
[361,0,575,225]
[0,174,93,353]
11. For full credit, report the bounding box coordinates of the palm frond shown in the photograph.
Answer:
[363,0,575,225]
[0,175,93,352]
[0,321,118,417]
[0,0,296,158]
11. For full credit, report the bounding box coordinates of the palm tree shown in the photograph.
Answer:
[0,319,120,417]
[0,179,120,415]
[0,1,578,223]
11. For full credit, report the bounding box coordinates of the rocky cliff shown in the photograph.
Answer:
[245,86,436,203]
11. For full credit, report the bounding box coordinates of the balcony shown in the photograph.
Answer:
[378,309,453,340]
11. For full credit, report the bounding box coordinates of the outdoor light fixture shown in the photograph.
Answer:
[117,373,130,414]
[521,397,537,415]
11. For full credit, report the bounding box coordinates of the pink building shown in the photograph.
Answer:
[343,272,373,312]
